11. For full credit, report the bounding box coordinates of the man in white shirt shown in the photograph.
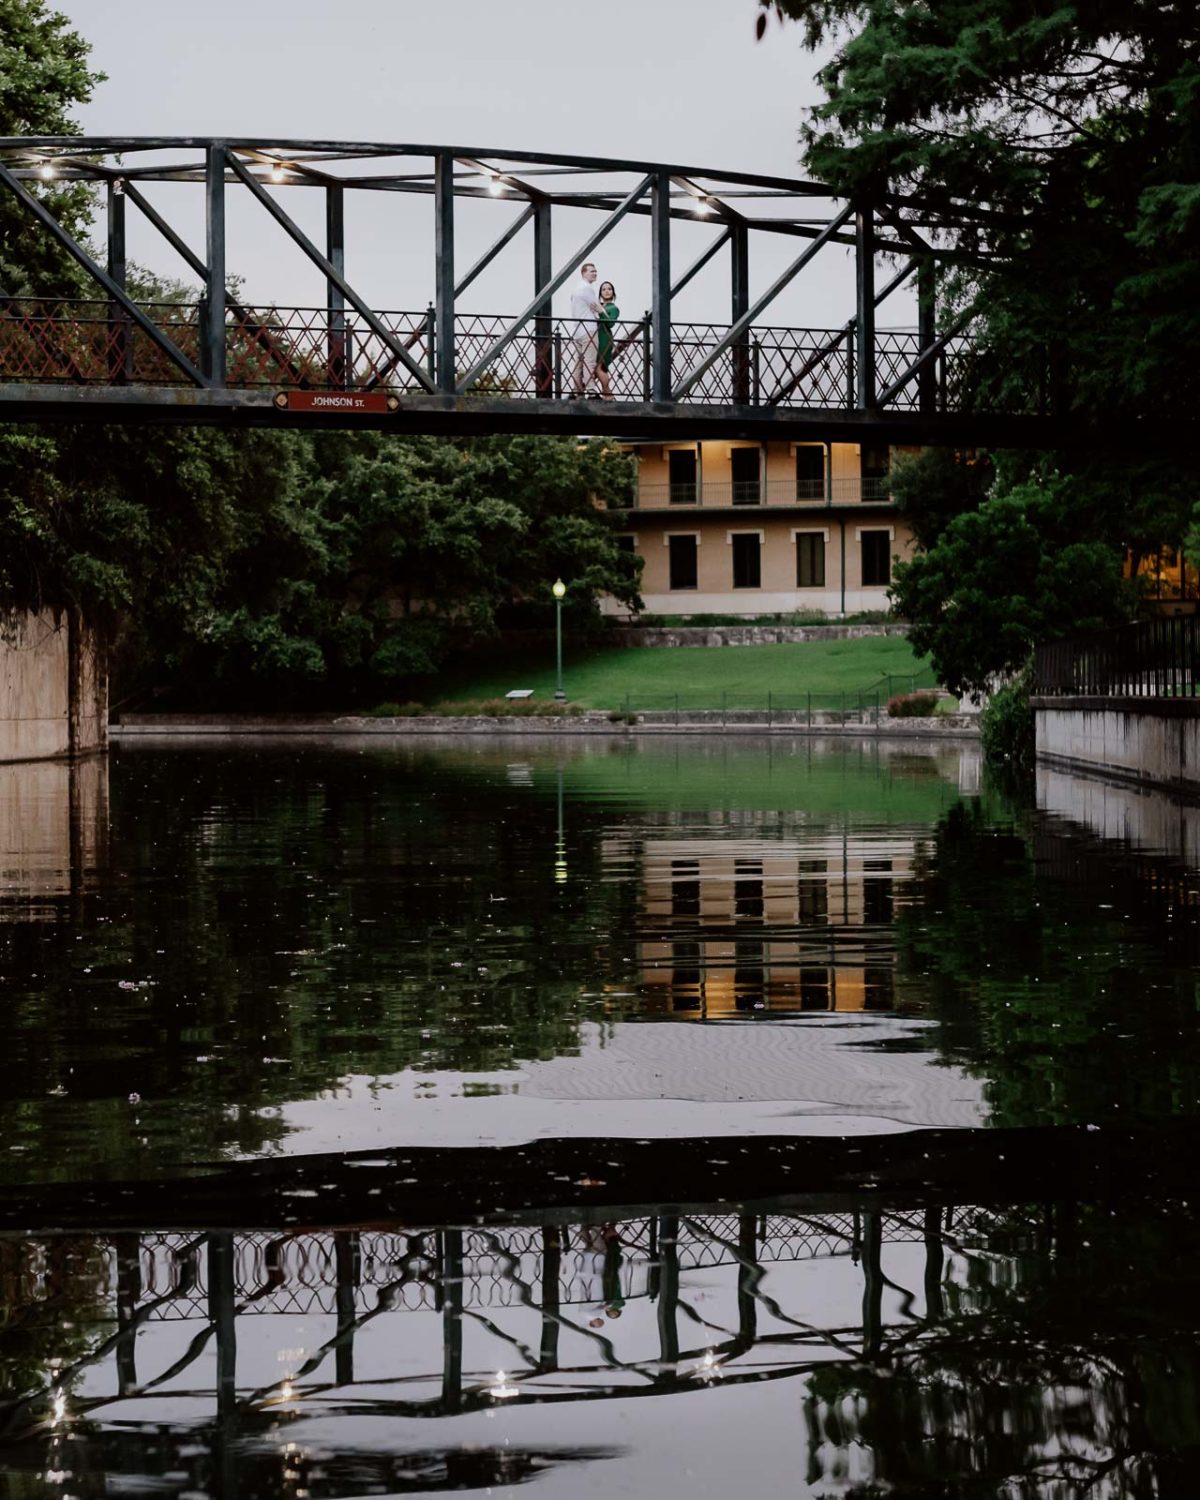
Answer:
[568,261,601,397]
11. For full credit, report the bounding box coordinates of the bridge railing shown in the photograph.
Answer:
[0,295,1028,416]
[1035,616,1200,699]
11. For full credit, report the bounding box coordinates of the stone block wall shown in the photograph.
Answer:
[1,608,107,763]
[1034,698,1200,793]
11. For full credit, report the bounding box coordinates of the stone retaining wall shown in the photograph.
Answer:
[1,609,107,763]
[1033,696,1200,794]
[605,623,910,648]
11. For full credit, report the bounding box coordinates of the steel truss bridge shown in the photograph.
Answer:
[0,138,1054,444]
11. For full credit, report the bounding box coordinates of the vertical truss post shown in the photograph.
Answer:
[923,1205,944,1321]
[440,1228,463,1413]
[650,172,672,402]
[656,1212,680,1374]
[918,257,937,414]
[334,1230,360,1386]
[854,205,876,410]
[106,180,132,384]
[533,198,553,399]
[114,1234,140,1395]
[736,1214,758,1344]
[434,153,456,393]
[326,185,347,389]
[861,1210,882,1358]
[730,221,750,404]
[539,1226,562,1372]
[208,1232,237,1417]
[203,144,227,385]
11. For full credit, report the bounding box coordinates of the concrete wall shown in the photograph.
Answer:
[1037,761,1200,864]
[0,754,109,912]
[1,609,107,763]
[1034,699,1200,793]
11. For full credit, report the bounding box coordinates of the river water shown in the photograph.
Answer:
[1,736,1197,1495]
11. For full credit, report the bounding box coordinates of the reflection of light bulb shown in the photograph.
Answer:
[50,1387,67,1426]
[279,1378,295,1400]
[490,1368,519,1399]
[696,1349,722,1381]
[555,859,568,884]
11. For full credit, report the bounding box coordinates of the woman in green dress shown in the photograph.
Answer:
[595,281,619,401]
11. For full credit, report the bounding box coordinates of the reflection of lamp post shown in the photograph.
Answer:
[555,764,567,883]
[552,578,567,702]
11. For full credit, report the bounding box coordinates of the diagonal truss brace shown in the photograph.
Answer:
[0,160,207,387]
[672,203,855,401]
[457,173,654,395]
[765,261,918,408]
[454,202,536,299]
[226,150,436,393]
[877,308,976,406]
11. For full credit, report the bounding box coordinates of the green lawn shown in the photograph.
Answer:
[433,636,940,711]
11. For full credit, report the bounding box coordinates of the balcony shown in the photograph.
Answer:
[632,476,895,510]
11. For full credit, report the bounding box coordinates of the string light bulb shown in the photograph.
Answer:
[695,196,712,215]
[39,161,56,182]
[270,162,287,183]
[489,175,505,196]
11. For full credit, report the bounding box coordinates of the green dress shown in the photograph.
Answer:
[597,303,619,371]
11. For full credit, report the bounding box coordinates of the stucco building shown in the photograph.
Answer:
[608,438,917,618]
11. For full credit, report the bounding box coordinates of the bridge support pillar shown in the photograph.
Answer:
[918,258,937,414]
[650,173,672,402]
[731,221,750,404]
[434,154,456,393]
[203,144,227,386]
[854,205,876,411]
[326,186,348,388]
[534,199,553,399]
[1,607,107,763]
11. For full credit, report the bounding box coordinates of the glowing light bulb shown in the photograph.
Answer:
[271,163,287,183]
[695,196,712,215]
[39,161,56,182]
[489,176,505,196]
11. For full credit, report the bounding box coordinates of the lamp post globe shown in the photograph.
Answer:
[552,579,567,702]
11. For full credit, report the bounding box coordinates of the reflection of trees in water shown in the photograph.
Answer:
[894,799,1200,1129]
[805,1199,1200,1495]
[0,751,640,1185]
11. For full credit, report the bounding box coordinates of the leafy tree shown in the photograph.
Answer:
[759,0,1200,686]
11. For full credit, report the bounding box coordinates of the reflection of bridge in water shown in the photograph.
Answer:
[0,140,1061,445]
[0,1205,1000,1425]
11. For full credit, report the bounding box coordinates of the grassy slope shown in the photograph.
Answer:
[434,636,938,710]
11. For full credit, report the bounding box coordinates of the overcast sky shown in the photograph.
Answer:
[52,1,903,329]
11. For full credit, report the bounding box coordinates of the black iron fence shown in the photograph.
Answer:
[1035,616,1200,700]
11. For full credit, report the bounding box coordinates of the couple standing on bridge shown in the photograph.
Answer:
[568,261,621,401]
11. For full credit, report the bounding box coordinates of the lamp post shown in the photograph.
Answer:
[552,578,567,702]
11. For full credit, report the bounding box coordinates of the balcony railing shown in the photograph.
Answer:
[632,476,895,510]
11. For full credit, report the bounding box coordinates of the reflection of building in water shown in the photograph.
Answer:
[0,756,108,918]
[610,830,917,1017]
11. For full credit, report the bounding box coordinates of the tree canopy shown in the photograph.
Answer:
[760,0,1200,693]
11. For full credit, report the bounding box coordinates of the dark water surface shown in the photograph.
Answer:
[1,737,1198,1494]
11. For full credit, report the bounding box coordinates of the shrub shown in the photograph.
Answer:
[980,662,1035,779]
[369,701,425,717]
[429,698,584,718]
[887,691,940,718]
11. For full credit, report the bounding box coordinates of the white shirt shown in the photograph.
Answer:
[569,278,600,325]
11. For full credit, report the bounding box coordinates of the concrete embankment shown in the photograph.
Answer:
[112,711,979,739]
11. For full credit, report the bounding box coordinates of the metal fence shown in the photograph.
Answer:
[1035,616,1200,700]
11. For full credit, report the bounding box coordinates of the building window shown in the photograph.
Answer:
[860,445,890,501]
[861,530,891,587]
[668,449,697,505]
[734,859,764,921]
[796,446,824,501]
[671,859,701,918]
[862,859,893,925]
[668,534,698,589]
[731,533,761,589]
[797,859,828,922]
[796,533,825,588]
[731,447,761,505]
